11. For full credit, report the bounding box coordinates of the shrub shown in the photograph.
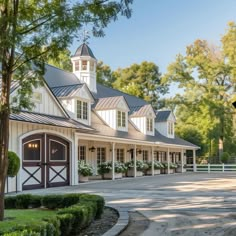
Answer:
[3,230,40,236]
[15,194,33,209]
[7,151,20,177]
[56,213,75,236]
[98,162,112,175]
[79,194,104,219]
[61,193,81,208]
[30,195,42,208]
[41,195,64,209]
[147,161,163,170]
[125,160,148,171]
[78,161,93,176]
[4,196,16,209]
[221,152,230,164]
[162,162,177,169]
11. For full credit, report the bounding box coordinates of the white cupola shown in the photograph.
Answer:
[71,43,97,93]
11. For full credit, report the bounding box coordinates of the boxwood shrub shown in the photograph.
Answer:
[3,193,105,236]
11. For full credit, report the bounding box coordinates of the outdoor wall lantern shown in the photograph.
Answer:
[89,146,96,152]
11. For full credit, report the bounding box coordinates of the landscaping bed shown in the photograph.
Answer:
[1,193,105,236]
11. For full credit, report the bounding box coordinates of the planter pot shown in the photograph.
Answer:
[79,175,89,183]
[104,171,123,180]
[164,169,174,174]
[127,168,143,177]
[146,169,161,175]
[176,167,187,173]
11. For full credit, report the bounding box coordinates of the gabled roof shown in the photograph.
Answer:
[10,111,93,130]
[130,104,155,117]
[51,84,83,97]
[95,96,129,111]
[94,83,148,108]
[73,43,96,59]
[155,110,172,122]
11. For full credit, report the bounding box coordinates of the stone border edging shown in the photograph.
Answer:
[102,205,129,236]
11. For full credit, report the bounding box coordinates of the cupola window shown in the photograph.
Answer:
[90,61,94,71]
[75,61,80,71]
[82,60,87,70]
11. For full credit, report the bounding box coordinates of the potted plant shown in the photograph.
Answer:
[78,161,93,182]
[126,160,147,177]
[176,163,187,173]
[146,161,163,175]
[98,161,125,179]
[162,162,177,174]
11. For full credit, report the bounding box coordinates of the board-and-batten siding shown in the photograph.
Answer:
[155,122,167,137]
[97,110,116,129]
[20,86,65,117]
[6,120,75,193]
[131,117,146,134]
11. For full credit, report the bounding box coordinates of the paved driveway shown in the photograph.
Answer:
[24,173,236,236]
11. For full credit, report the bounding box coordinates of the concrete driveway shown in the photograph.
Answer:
[24,173,236,236]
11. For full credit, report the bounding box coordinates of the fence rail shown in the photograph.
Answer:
[186,164,236,173]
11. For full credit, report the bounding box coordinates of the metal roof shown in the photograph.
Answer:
[0,80,19,94]
[80,111,198,148]
[130,104,154,117]
[44,64,79,88]
[51,84,83,97]
[155,110,172,122]
[73,43,96,59]
[10,111,93,130]
[95,96,128,110]
[94,84,148,108]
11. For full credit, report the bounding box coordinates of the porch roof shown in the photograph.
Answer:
[10,111,93,130]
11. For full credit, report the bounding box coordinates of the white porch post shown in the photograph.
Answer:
[181,149,184,173]
[167,148,170,174]
[193,149,196,172]
[73,135,79,185]
[112,142,116,180]
[151,146,154,176]
[134,144,137,178]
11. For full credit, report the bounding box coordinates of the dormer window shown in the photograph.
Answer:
[82,60,87,70]
[117,111,126,128]
[77,100,88,120]
[146,118,153,132]
[168,122,174,135]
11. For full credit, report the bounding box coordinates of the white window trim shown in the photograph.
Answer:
[117,110,126,128]
[76,99,88,121]
[146,117,154,132]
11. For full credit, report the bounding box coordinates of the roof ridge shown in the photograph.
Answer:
[51,83,82,89]
[97,83,148,104]
[45,63,74,75]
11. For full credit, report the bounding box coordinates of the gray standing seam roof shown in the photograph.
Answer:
[10,111,93,130]
[95,96,128,110]
[155,110,172,122]
[51,84,83,97]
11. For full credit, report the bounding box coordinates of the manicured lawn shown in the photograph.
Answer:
[0,209,57,233]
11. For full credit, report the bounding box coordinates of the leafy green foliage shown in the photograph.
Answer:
[96,61,115,87]
[163,23,236,158]
[220,152,230,164]
[7,151,20,177]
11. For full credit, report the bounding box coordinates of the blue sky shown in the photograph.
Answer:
[70,0,236,84]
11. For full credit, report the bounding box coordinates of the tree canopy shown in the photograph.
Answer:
[163,22,236,160]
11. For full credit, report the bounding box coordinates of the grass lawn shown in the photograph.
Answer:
[0,209,57,233]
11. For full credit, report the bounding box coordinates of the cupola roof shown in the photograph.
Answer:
[73,43,96,59]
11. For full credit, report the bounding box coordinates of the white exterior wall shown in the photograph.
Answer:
[155,121,168,137]
[7,120,76,192]
[97,110,116,129]
[131,117,146,133]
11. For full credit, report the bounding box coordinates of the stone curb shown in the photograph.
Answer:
[102,205,130,236]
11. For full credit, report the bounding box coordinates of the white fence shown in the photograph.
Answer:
[186,164,236,173]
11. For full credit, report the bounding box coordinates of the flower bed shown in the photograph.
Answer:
[145,161,163,175]
[125,160,148,177]
[98,161,126,179]
[3,193,105,236]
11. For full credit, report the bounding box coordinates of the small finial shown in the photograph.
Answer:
[77,28,90,44]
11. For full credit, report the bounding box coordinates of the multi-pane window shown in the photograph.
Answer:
[75,61,80,71]
[77,100,88,120]
[142,150,148,162]
[90,61,94,71]
[116,149,124,162]
[168,122,174,135]
[97,147,106,165]
[117,111,126,128]
[146,118,153,132]
[158,151,166,162]
[78,146,86,162]
[82,60,87,70]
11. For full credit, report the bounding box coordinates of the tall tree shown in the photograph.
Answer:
[0,0,133,220]
[112,61,168,109]
[96,61,114,86]
[163,23,236,159]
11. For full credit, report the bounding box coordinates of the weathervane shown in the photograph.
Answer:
[77,28,90,44]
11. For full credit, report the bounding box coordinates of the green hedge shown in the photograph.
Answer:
[3,193,105,236]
